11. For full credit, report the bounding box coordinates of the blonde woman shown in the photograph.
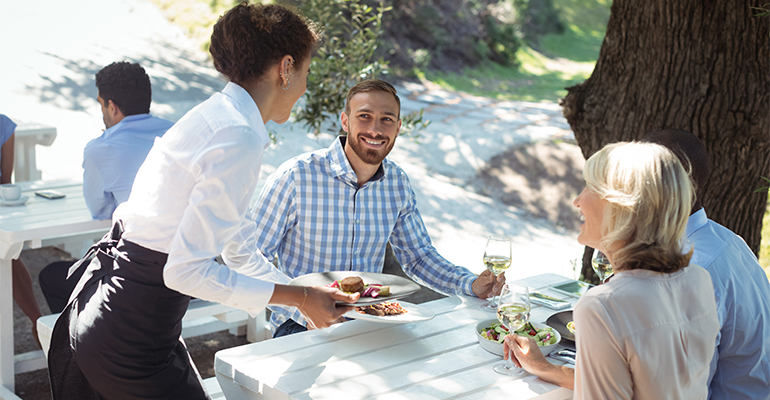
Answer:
[505,142,719,399]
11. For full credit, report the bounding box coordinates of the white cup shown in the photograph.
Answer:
[0,184,21,201]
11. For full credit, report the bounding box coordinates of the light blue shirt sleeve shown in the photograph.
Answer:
[0,115,17,181]
[687,209,770,400]
[82,148,118,220]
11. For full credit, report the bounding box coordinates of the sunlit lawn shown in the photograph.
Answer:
[418,0,610,102]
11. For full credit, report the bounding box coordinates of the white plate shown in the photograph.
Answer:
[0,195,29,206]
[289,271,421,306]
[344,301,435,324]
[476,319,561,356]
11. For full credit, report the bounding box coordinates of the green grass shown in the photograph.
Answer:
[417,0,611,102]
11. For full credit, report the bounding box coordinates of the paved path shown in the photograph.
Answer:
[0,0,583,283]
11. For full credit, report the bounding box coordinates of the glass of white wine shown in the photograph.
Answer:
[480,235,511,312]
[591,251,614,284]
[493,283,531,375]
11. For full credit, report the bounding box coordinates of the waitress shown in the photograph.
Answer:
[47,4,358,399]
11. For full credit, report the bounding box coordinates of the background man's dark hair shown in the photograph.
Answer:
[95,61,152,116]
[642,128,711,214]
[345,79,401,118]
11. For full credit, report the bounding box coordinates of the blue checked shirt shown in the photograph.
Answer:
[250,136,477,331]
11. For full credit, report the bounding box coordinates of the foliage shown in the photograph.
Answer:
[513,0,565,42]
[379,0,525,74]
[292,0,429,138]
[482,13,522,66]
[753,3,770,17]
[416,0,608,102]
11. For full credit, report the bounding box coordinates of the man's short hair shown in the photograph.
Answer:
[95,61,152,116]
[641,129,710,203]
[345,80,401,118]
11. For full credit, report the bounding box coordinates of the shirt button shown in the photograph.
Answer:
[356,219,360,224]
[353,250,358,254]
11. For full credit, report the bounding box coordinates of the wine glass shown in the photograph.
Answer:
[591,251,614,283]
[493,283,531,375]
[480,235,511,312]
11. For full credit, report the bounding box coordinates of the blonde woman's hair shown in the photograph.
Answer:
[584,142,694,273]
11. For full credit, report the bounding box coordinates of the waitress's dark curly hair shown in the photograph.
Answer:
[210,2,319,85]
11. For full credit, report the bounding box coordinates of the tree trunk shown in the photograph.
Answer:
[562,0,770,254]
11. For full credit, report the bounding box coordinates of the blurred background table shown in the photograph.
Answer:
[12,121,57,182]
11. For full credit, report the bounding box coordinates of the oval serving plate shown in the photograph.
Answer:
[288,271,421,306]
[344,301,435,324]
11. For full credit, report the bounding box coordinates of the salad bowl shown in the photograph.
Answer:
[475,318,561,356]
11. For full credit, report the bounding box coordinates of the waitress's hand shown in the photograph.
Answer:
[299,286,359,329]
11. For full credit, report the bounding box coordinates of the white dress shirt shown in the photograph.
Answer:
[113,82,280,317]
[573,266,719,400]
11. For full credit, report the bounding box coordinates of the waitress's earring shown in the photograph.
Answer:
[280,72,291,90]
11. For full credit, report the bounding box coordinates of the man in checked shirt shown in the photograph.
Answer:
[233,79,504,337]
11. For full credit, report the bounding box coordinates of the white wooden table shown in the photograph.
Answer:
[0,182,110,398]
[12,121,57,182]
[215,273,577,400]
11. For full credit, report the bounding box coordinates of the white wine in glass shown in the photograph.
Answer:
[591,252,614,283]
[484,255,511,276]
[493,283,531,376]
[480,235,512,312]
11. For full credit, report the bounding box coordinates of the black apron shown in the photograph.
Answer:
[48,222,211,400]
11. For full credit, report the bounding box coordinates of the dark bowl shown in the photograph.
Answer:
[546,310,575,342]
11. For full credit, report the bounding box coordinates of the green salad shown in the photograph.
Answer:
[480,322,558,347]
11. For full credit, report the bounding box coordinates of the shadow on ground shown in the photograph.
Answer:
[473,138,585,231]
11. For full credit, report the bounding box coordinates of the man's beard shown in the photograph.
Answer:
[347,131,395,165]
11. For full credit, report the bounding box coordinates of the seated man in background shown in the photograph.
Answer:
[227,80,503,337]
[1,113,43,345]
[39,61,173,314]
[642,129,770,400]
[84,61,174,219]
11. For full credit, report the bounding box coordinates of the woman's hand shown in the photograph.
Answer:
[504,333,575,389]
[297,286,359,329]
[472,270,506,298]
[504,333,550,372]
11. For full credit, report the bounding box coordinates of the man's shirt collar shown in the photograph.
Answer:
[328,136,386,184]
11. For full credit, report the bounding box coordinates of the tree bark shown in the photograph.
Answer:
[562,0,770,254]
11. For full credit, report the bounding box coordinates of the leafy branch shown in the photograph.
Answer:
[294,0,429,138]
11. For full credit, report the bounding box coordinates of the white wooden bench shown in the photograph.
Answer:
[203,376,225,399]
[35,300,269,366]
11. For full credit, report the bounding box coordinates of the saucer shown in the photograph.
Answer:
[0,195,29,206]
